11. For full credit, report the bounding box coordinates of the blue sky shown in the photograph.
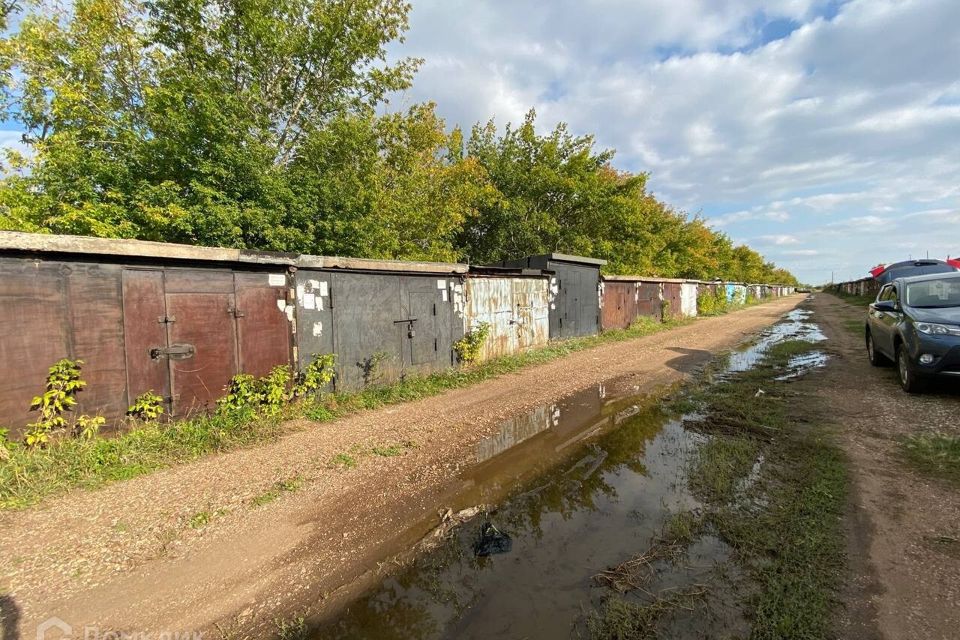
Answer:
[380,0,960,284]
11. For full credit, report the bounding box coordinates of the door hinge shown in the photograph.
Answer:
[434,338,438,351]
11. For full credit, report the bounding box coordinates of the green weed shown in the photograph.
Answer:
[330,453,358,469]
[189,511,211,529]
[0,407,281,509]
[676,320,849,639]
[251,476,302,508]
[274,615,308,640]
[709,434,848,639]
[842,319,865,336]
[688,436,760,503]
[901,432,960,485]
[661,510,704,546]
[831,291,876,308]
[767,339,818,360]
[371,444,404,457]
[587,588,705,640]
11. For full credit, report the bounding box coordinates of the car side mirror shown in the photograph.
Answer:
[873,300,896,312]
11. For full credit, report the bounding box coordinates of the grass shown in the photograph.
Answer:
[842,319,865,336]
[303,315,691,422]
[830,290,876,308]
[189,511,211,529]
[0,407,283,509]
[274,615,309,640]
[587,587,706,640]
[768,339,820,360]
[633,318,849,639]
[661,509,704,546]
[901,432,960,485]
[370,444,405,457]
[251,476,303,508]
[329,452,358,468]
[688,436,760,503]
[0,299,780,511]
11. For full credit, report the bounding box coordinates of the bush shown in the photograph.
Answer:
[697,289,728,316]
[454,322,491,364]
[294,354,337,397]
[127,391,165,421]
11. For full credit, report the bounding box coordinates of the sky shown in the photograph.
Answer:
[1,0,957,284]
[382,0,960,284]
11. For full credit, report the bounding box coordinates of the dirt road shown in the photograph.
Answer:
[0,298,803,637]
[813,294,960,640]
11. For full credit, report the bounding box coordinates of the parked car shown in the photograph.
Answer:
[872,259,958,285]
[865,272,960,392]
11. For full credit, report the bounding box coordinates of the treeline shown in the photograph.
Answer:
[0,0,797,285]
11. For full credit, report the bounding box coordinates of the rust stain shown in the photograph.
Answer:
[464,277,550,362]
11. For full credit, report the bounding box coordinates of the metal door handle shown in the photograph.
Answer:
[150,343,196,360]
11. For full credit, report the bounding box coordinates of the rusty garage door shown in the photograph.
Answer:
[0,259,130,430]
[636,282,662,322]
[492,255,605,340]
[601,281,636,330]
[465,277,514,361]
[123,268,291,417]
[464,277,549,361]
[512,278,550,352]
[0,259,73,429]
[662,283,683,320]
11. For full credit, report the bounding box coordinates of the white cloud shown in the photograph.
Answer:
[709,207,791,227]
[757,234,801,245]
[388,0,960,283]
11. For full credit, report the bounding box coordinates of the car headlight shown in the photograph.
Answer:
[916,322,960,336]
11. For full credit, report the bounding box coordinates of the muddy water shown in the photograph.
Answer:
[316,305,823,640]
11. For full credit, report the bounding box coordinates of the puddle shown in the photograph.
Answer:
[724,307,825,374]
[775,350,829,380]
[314,306,824,639]
[318,415,718,640]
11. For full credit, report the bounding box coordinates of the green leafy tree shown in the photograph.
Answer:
[0,1,799,284]
[1,0,417,247]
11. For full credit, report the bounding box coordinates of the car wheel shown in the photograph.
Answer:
[896,343,926,394]
[866,331,888,366]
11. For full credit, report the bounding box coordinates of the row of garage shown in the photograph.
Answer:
[827,277,881,298]
[0,232,794,432]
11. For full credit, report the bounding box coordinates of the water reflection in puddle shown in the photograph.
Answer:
[316,305,823,640]
[776,350,829,380]
[725,308,826,374]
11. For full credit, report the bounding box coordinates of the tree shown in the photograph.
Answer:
[0,1,800,283]
[0,0,417,247]
[288,103,496,261]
